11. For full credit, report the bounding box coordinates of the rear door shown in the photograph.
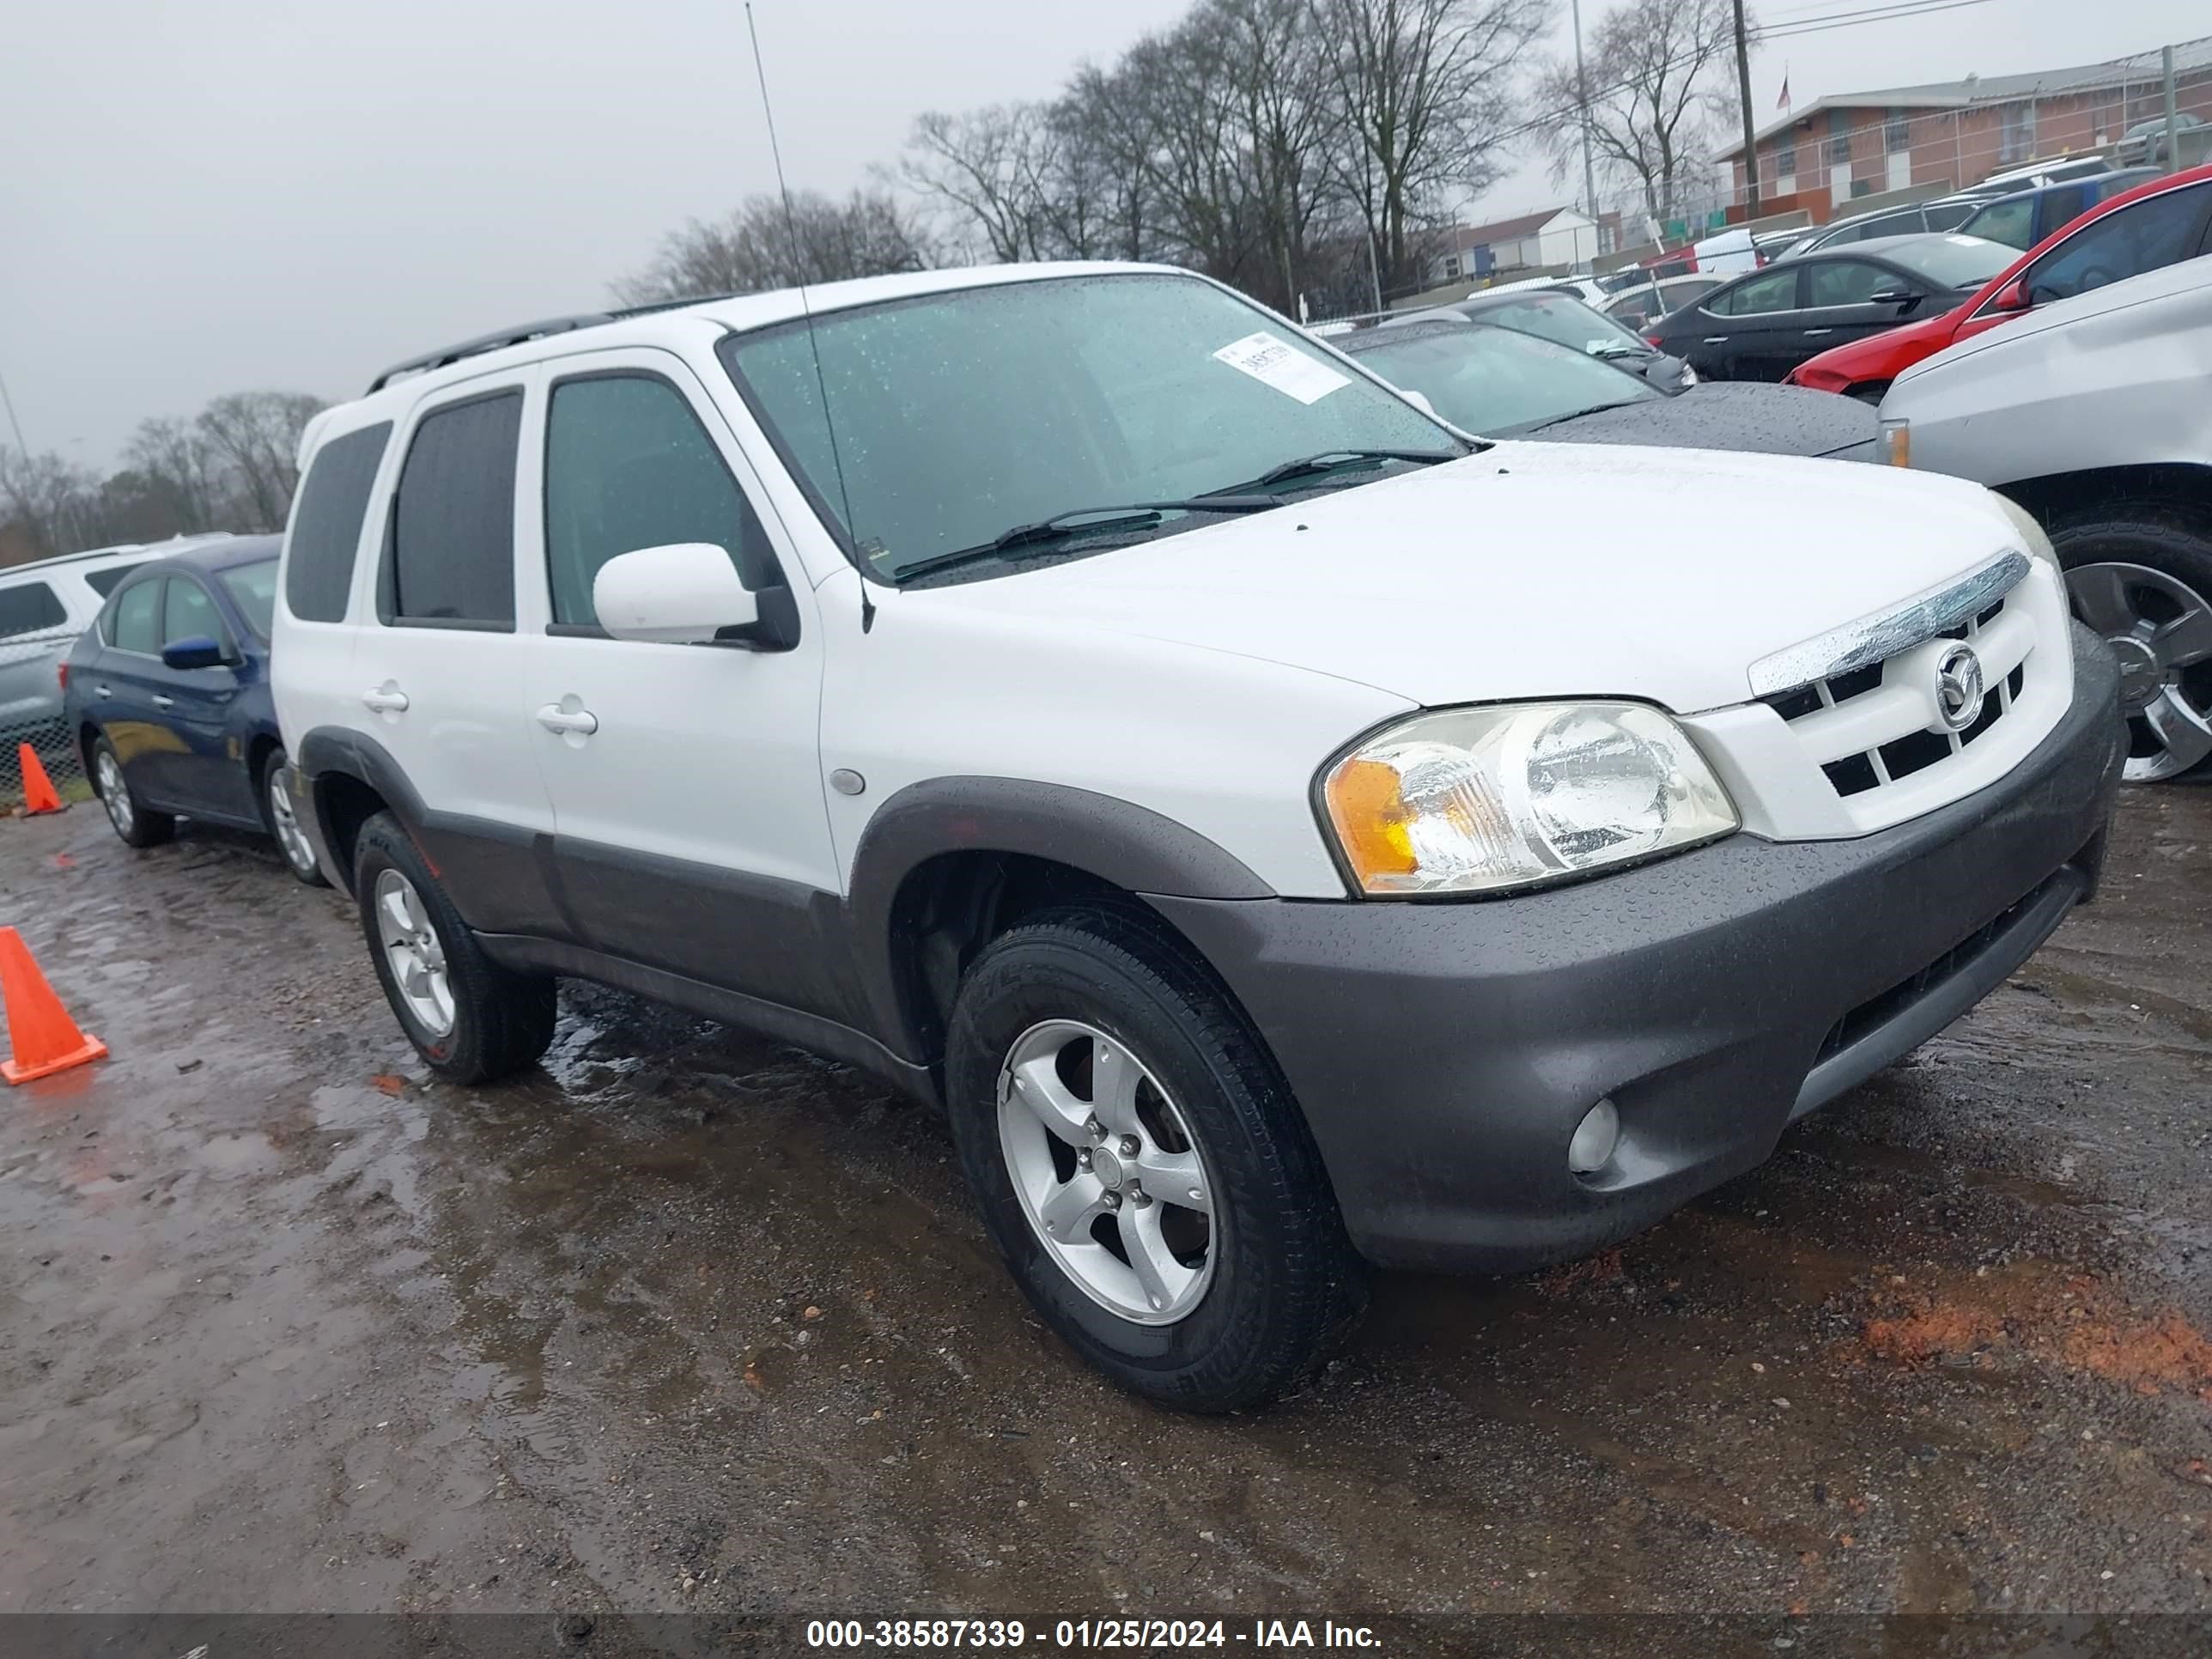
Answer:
[352,372,570,939]
[154,573,254,821]
[87,576,171,802]
[1692,266,1809,380]
[0,578,73,737]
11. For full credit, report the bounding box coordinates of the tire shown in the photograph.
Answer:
[353,811,556,1083]
[257,748,328,887]
[2048,506,2212,783]
[89,734,174,849]
[944,905,1365,1412]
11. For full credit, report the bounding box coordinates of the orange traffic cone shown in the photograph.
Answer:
[0,927,106,1084]
[17,744,63,815]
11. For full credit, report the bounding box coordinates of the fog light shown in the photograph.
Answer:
[1567,1098,1620,1176]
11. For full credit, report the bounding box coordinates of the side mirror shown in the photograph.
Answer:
[160,635,226,672]
[1989,278,2031,313]
[1399,388,1440,419]
[592,542,797,651]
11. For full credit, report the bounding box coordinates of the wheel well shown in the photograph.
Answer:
[885,851,1190,1066]
[315,771,390,885]
[1997,464,2212,536]
[76,720,101,779]
[245,732,283,789]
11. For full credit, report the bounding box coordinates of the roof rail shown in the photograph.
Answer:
[366,314,614,394]
[362,293,748,395]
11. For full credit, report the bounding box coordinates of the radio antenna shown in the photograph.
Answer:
[744,3,869,623]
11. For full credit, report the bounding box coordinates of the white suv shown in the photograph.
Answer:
[272,262,2123,1411]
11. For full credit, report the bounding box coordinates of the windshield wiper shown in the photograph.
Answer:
[1213,448,1462,495]
[1516,399,1650,434]
[890,496,1284,582]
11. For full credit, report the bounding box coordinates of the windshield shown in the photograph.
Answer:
[1467,293,1652,359]
[718,273,1460,580]
[217,558,277,640]
[1884,234,2017,289]
[1348,326,1656,434]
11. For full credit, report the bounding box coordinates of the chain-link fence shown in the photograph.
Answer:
[0,631,88,814]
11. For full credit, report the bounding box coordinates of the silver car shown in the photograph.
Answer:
[1877,255,2212,781]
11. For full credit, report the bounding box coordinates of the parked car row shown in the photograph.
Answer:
[68,259,2140,1413]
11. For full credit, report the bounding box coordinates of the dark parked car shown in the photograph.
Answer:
[64,536,323,883]
[1781,196,1981,259]
[1645,234,2017,382]
[1956,167,2160,250]
[1402,287,1697,392]
[1338,319,1875,459]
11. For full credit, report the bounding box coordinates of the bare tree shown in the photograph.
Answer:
[0,447,103,563]
[613,189,934,306]
[1532,0,1746,219]
[1313,0,1555,294]
[197,392,324,532]
[897,106,1057,262]
[123,416,220,535]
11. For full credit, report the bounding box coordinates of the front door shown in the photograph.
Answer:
[351,372,570,940]
[154,572,254,821]
[522,350,842,1019]
[1793,258,1923,363]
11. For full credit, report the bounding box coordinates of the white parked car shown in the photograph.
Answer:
[1879,255,2212,781]
[274,262,2122,1410]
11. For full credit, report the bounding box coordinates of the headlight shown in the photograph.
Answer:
[1881,419,1911,467]
[1993,493,2058,572]
[1319,702,1739,897]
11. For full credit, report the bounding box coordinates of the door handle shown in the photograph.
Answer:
[95,684,112,699]
[535,702,599,737]
[362,686,410,714]
[1703,336,1729,344]
[1803,328,1834,337]
[152,694,174,709]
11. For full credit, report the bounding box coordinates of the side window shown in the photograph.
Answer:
[2040,184,2090,234]
[542,374,777,629]
[162,577,225,649]
[2024,185,2210,305]
[1964,197,2035,250]
[108,580,163,653]
[85,564,144,599]
[1711,269,1801,316]
[1808,259,1899,306]
[0,581,66,640]
[287,421,392,623]
[384,393,522,628]
[1923,201,1974,231]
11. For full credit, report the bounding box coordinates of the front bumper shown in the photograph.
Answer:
[1151,629,2125,1273]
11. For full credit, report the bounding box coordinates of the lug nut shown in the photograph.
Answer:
[1118,1133,1141,1157]
[1101,1190,1121,1211]
[1086,1116,1107,1142]
[1076,1150,1093,1171]
[1127,1185,1152,1207]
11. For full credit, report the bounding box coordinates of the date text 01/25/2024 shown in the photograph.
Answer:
[804,1619,1383,1650]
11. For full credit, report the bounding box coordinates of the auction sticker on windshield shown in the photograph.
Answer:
[1212,331,1350,404]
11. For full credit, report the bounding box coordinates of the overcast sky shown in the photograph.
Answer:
[3,0,2201,464]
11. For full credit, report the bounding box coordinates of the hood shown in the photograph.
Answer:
[909,443,2021,715]
[1536,382,1877,459]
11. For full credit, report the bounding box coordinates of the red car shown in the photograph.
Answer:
[1785,163,2212,401]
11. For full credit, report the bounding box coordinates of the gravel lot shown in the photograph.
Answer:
[0,785,2206,1639]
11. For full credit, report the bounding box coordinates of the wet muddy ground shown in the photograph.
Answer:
[0,787,2206,1629]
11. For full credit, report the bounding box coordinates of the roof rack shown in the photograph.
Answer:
[362,293,746,395]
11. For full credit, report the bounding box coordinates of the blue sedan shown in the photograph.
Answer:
[64,536,324,884]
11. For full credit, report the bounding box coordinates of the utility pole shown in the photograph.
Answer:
[2163,45,2183,174]
[1733,0,1760,219]
[1571,0,1600,250]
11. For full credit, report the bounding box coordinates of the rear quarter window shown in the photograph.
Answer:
[84,564,144,599]
[286,421,392,623]
[0,581,66,640]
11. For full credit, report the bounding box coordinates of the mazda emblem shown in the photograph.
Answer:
[1935,641,1986,732]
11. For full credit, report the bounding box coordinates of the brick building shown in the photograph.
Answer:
[1715,49,2212,220]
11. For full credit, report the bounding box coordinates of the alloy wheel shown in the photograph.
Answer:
[997,1019,1217,1325]
[373,869,455,1036]
[268,771,317,876]
[2066,561,2212,781]
[95,750,132,836]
